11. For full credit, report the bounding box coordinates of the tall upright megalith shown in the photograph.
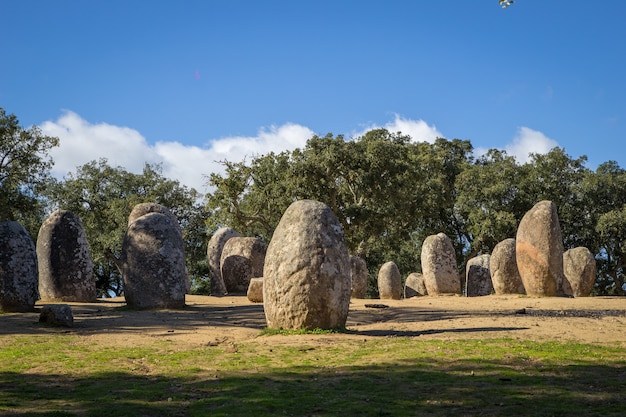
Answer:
[421,232,460,295]
[378,261,401,300]
[350,255,368,299]
[465,254,493,296]
[0,221,38,312]
[37,209,96,302]
[121,204,188,309]
[490,238,525,295]
[263,200,350,330]
[207,227,240,295]
[516,200,564,297]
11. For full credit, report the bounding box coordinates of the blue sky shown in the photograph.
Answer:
[2,1,625,195]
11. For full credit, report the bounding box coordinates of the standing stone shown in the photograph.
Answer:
[350,256,368,299]
[378,261,401,300]
[247,277,264,303]
[0,221,38,312]
[263,200,350,330]
[421,233,460,295]
[404,272,427,298]
[220,237,267,294]
[121,212,189,309]
[562,247,596,297]
[465,254,493,297]
[127,202,180,232]
[490,238,525,295]
[207,227,240,296]
[37,209,96,302]
[516,200,564,297]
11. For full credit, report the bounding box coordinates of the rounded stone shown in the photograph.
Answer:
[37,209,96,302]
[121,212,189,309]
[516,200,564,297]
[490,238,525,295]
[263,200,350,330]
[220,236,267,294]
[404,272,427,298]
[562,247,596,297]
[465,254,493,297]
[207,227,240,296]
[247,277,264,303]
[350,256,368,299]
[0,221,38,312]
[378,261,401,300]
[421,232,460,295]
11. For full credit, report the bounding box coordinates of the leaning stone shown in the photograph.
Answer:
[221,237,267,294]
[37,209,96,302]
[263,200,350,330]
[39,304,74,327]
[247,277,264,303]
[516,200,564,297]
[404,272,427,298]
[207,227,240,296]
[562,247,596,297]
[465,254,493,296]
[490,238,525,295]
[421,233,460,295]
[378,261,401,300]
[121,212,189,309]
[350,256,368,299]
[0,221,39,312]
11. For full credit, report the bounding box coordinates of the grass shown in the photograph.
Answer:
[0,333,625,417]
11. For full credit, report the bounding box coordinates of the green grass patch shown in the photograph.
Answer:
[0,335,625,416]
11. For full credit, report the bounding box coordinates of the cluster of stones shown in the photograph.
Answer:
[399,200,596,299]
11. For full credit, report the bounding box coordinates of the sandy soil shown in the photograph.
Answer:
[2,294,626,348]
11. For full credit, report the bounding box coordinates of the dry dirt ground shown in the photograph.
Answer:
[2,295,626,349]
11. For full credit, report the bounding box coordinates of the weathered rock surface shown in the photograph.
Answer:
[350,256,368,299]
[378,261,402,300]
[37,209,96,302]
[490,238,525,295]
[207,227,240,296]
[247,277,264,303]
[121,211,189,309]
[127,202,180,231]
[421,233,460,295]
[39,304,74,327]
[562,247,596,297]
[263,200,350,330]
[465,254,493,297]
[221,237,267,294]
[0,221,39,312]
[516,200,564,297]
[404,272,427,298]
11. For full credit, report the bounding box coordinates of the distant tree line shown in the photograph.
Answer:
[2,107,625,297]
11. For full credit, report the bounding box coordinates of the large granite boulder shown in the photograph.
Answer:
[562,247,596,297]
[490,238,525,295]
[37,209,96,302]
[127,202,180,231]
[121,211,189,309]
[0,221,39,312]
[263,200,350,330]
[404,272,427,298]
[465,254,493,296]
[220,236,267,294]
[378,261,401,300]
[207,227,240,296]
[350,256,368,299]
[421,232,460,295]
[516,200,564,296]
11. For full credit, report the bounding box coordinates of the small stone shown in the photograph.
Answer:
[39,304,74,327]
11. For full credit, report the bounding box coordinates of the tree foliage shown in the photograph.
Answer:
[0,108,59,237]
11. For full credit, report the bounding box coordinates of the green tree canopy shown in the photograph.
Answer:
[0,107,59,236]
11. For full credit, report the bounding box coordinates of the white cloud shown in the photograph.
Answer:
[353,114,443,143]
[39,111,314,196]
[505,127,558,164]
